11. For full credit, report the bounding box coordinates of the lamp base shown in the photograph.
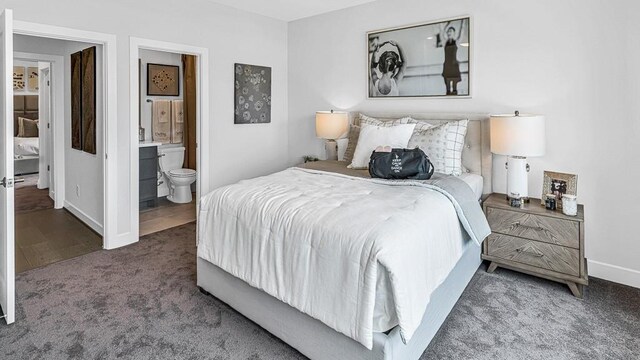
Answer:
[506,156,530,201]
[324,140,338,160]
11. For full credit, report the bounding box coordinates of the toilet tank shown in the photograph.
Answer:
[158,146,185,172]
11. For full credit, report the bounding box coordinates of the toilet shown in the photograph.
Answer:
[158,146,196,204]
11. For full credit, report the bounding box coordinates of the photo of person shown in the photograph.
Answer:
[367,17,470,98]
[369,40,405,96]
[551,179,568,199]
[439,20,465,95]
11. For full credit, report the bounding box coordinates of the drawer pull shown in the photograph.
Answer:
[516,247,544,257]
[512,222,544,232]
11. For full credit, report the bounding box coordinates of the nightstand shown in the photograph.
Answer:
[482,193,588,298]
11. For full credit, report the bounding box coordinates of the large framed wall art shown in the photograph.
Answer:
[368,16,471,98]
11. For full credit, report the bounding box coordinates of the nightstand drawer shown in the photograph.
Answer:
[486,207,579,249]
[487,233,580,277]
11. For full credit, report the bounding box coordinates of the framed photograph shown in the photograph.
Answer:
[13,66,25,91]
[27,67,39,91]
[368,16,471,98]
[541,171,577,209]
[234,63,271,124]
[147,63,180,96]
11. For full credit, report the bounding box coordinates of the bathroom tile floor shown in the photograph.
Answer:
[139,194,196,237]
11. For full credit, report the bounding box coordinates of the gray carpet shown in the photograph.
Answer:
[1,223,638,359]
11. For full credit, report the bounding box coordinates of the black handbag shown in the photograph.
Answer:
[368,148,435,180]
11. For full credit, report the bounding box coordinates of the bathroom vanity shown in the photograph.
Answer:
[139,142,161,209]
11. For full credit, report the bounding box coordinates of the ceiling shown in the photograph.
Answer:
[207,0,377,22]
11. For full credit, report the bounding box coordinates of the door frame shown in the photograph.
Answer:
[13,51,64,208]
[129,37,209,242]
[13,21,118,249]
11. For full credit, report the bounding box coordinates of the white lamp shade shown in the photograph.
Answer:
[316,111,348,140]
[490,113,546,157]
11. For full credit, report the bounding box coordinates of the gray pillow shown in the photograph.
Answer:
[343,124,360,164]
[18,117,39,138]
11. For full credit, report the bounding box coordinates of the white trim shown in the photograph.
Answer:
[13,51,64,209]
[128,37,209,247]
[13,20,118,250]
[64,200,104,235]
[1,8,16,325]
[588,260,640,289]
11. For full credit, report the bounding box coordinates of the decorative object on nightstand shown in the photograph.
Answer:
[303,155,319,163]
[490,111,545,202]
[541,170,577,210]
[482,193,588,298]
[316,110,348,160]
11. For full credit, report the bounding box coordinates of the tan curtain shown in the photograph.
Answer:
[182,54,197,170]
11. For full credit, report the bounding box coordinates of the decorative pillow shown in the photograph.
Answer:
[18,117,39,138]
[347,115,432,162]
[336,138,349,161]
[407,119,468,176]
[358,113,414,127]
[350,123,416,169]
[343,124,360,164]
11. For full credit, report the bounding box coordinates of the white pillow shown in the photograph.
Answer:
[407,119,468,176]
[349,123,416,169]
[336,138,349,161]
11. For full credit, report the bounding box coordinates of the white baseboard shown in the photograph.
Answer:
[64,200,104,236]
[588,259,640,289]
[103,231,138,250]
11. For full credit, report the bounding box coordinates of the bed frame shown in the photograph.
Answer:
[197,113,492,359]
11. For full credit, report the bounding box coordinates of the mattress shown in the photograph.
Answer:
[14,137,39,157]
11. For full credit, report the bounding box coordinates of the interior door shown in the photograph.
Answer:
[0,8,15,325]
[38,65,50,190]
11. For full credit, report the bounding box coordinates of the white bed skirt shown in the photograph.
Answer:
[196,240,481,360]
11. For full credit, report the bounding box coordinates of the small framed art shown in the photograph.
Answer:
[541,171,577,209]
[234,63,271,124]
[147,63,180,96]
[13,66,25,91]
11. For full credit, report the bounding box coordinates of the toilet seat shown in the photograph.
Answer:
[168,168,196,177]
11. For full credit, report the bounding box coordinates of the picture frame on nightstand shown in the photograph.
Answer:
[541,171,577,209]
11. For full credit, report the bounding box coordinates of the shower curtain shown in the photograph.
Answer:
[182,54,197,170]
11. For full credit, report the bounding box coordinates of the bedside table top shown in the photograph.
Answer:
[484,193,584,222]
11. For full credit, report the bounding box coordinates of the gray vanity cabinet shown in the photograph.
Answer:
[139,146,158,209]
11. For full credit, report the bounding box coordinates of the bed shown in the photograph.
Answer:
[197,112,492,360]
[14,95,40,176]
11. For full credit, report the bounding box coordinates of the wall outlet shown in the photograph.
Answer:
[76,184,80,197]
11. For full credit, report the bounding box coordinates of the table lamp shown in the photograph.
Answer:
[490,111,546,201]
[316,110,348,160]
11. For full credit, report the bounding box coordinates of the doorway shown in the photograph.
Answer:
[129,38,209,240]
[13,36,104,273]
[1,12,118,325]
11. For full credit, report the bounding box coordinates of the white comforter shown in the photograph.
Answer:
[14,137,39,157]
[198,168,468,349]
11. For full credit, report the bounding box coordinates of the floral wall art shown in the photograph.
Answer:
[234,63,271,124]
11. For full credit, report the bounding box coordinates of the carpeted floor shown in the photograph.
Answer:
[1,223,638,359]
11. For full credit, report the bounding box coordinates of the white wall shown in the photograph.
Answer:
[2,0,290,246]
[14,35,105,234]
[288,0,640,287]
[138,49,183,143]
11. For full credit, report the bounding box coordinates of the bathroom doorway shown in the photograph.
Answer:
[132,42,206,238]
